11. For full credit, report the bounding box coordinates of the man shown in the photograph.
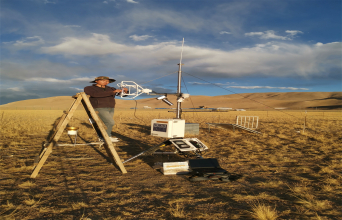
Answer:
[84,76,127,142]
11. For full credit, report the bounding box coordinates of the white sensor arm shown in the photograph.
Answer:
[117,81,152,99]
[177,93,190,103]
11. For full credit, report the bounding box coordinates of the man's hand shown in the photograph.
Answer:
[113,88,128,94]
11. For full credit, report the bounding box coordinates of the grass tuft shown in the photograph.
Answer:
[24,199,36,206]
[18,181,36,189]
[169,202,186,218]
[297,199,332,211]
[288,184,332,212]
[250,202,279,220]
[72,202,88,210]
[6,200,15,209]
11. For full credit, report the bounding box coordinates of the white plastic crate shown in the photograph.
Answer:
[161,161,190,175]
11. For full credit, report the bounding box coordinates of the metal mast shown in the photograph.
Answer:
[176,38,184,119]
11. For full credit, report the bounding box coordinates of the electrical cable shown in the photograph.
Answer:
[140,71,178,85]
[122,71,178,122]
[181,75,197,119]
[132,99,145,123]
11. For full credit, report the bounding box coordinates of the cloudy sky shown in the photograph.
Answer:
[1,0,341,105]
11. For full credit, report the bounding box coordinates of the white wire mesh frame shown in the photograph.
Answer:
[117,81,152,99]
[236,116,259,129]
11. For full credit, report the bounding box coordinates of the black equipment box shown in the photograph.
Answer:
[188,158,230,182]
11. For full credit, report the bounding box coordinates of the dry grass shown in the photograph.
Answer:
[23,199,36,206]
[169,202,186,218]
[72,202,88,210]
[18,181,36,189]
[0,109,341,219]
[250,202,279,220]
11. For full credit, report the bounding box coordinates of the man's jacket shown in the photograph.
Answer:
[84,84,117,108]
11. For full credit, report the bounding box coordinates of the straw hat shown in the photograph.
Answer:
[90,76,116,83]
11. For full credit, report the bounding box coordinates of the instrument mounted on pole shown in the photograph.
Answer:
[116,81,152,99]
[122,38,209,164]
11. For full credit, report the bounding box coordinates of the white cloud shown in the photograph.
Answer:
[0,87,39,100]
[39,34,341,78]
[113,6,239,33]
[129,34,153,41]
[245,30,289,40]
[12,36,45,47]
[0,1,247,37]
[228,86,309,90]
[127,0,138,3]
[0,83,88,103]
[43,0,56,4]
[41,33,129,55]
[245,30,303,41]
[1,60,88,80]
[186,42,341,78]
[189,82,235,86]
[8,87,23,92]
[286,30,303,36]
[245,32,263,37]
[24,77,94,83]
[103,0,115,3]
[189,82,306,90]
[70,87,83,91]
[25,77,66,83]
[220,31,231,35]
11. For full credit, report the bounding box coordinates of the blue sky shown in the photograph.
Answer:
[1,0,341,105]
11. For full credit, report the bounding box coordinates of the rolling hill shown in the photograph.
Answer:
[0,92,341,110]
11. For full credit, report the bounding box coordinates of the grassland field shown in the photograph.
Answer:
[0,109,341,219]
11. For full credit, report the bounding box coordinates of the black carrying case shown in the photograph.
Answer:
[188,158,230,181]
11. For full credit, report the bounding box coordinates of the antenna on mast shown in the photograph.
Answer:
[123,38,209,165]
[176,38,185,119]
[180,38,184,65]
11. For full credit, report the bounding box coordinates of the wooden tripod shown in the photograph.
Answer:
[30,92,127,178]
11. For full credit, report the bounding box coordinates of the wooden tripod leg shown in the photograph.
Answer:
[80,92,127,174]
[31,143,54,178]
[47,97,79,142]
[103,143,116,164]
[30,94,84,178]
[48,113,67,143]
[123,141,169,164]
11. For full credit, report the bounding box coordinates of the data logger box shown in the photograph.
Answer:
[151,119,185,138]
